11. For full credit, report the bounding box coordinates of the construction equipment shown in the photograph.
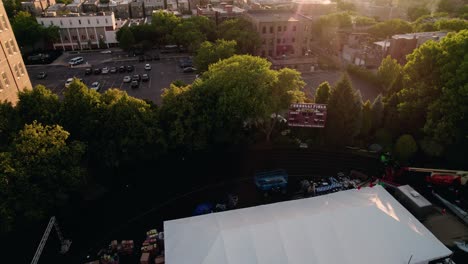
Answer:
[31,216,72,264]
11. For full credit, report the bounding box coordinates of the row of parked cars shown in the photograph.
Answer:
[84,64,151,75]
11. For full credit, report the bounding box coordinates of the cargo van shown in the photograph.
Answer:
[69,57,84,66]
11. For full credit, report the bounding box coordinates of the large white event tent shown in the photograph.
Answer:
[164,186,452,264]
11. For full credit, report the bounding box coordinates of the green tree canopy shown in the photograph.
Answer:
[407,6,431,21]
[0,101,20,150]
[435,18,468,32]
[17,85,60,125]
[194,39,237,72]
[367,19,413,39]
[377,56,403,94]
[325,75,362,146]
[12,11,42,49]
[314,81,331,104]
[152,10,181,45]
[360,100,373,139]
[0,121,84,231]
[172,21,206,52]
[218,18,261,54]
[117,27,135,51]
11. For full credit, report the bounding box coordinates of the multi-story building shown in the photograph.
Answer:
[143,0,165,16]
[196,3,245,21]
[37,11,122,50]
[83,0,99,12]
[386,31,447,64]
[0,2,32,104]
[109,0,131,19]
[65,0,85,13]
[244,10,318,71]
[291,0,336,16]
[21,0,56,16]
[129,1,144,18]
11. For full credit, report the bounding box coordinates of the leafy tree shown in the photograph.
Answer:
[325,75,362,146]
[11,11,42,50]
[218,18,260,54]
[152,11,181,45]
[60,80,101,141]
[2,0,22,18]
[377,56,402,94]
[117,27,135,51]
[394,134,418,163]
[42,25,60,47]
[0,121,84,231]
[172,21,206,52]
[314,81,331,104]
[438,0,455,13]
[367,19,413,39]
[354,16,376,27]
[194,39,237,72]
[337,0,356,11]
[186,16,217,42]
[407,6,431,21]
[435,18,468,32]
[0,101,20,150]
[360,100,373,139]
[16,85,60,125]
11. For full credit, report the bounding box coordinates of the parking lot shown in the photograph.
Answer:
[27,54,196,104]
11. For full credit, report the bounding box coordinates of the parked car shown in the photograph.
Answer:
[110,67,117,73]
[179,58,193,68]
[119,66,126,73]
[69,57,84,66]
[144,64,151,71]
[130,80,139,89]
[90,82,101,91]
[101,67,109,74]
[138,55,145,62]
[100,50,112,54]
[142,73,149,82]
[36,72,47,79]
[126,65,134,72]
[93,68,101,74]
[65,78,74,88]
[123,76,132,83]
[85,68,92,75]
[132,74,141,82]
[183,67,196,73]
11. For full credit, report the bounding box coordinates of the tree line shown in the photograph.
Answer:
[117,12,260,54]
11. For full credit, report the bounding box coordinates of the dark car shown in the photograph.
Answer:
[84,68,92,75]
[138,55,145,62]
[130,80,139,89]
[93,68,101,74]
[36,72,47,79]
[142,73,149,82]
[119,66,126,72]
[179,58,193,68]
[126,65,134,72]
[110,67,117,73]
[132,74,141,82]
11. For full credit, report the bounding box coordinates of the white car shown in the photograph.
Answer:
[123,76,131,83]
[101,67,109,74]
[65,78,74,88]
[100,50,112,54]
[144,64,151,71]
[90,82,101,91]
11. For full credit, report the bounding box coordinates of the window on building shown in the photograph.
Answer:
[283,38,286,43]
[4,41,12,55]
[0,80,3,92]
[19,63,25,75]
[292,37,295,43]
[82,35,86,40]
[261,50,265,57]
[291,48,295,54]
[60,20,63,26]
[269,39,274,45]
[105,18,108,24]
[1,15,8,30]
[293,25,296,31]
[268,50,273,56]
[9,40,17,53]
[88,19,90,24]
[270,26,273,33]
[262,39,266,45]
[2,72,9,86]
[50,21,54,26]
[262,27,266,34]
[278,26,281,32]
[69,20,72,25]
[14,65,20,78]
[72,36,77,40]
[41,21,44,26]
[283,26,286,31]
[79,19,81,25]
[96,19,100,24]
[277,39,280,44]
[90,35,95,39]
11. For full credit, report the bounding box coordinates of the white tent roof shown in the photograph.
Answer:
[164,186,451,264]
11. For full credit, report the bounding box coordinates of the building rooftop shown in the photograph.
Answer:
[246,11,310,22]
[392,31,447,40]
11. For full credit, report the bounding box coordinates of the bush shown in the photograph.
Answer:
[394,134,418,163]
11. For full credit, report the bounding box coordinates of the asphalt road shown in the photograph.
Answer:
[27,56,197,104]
